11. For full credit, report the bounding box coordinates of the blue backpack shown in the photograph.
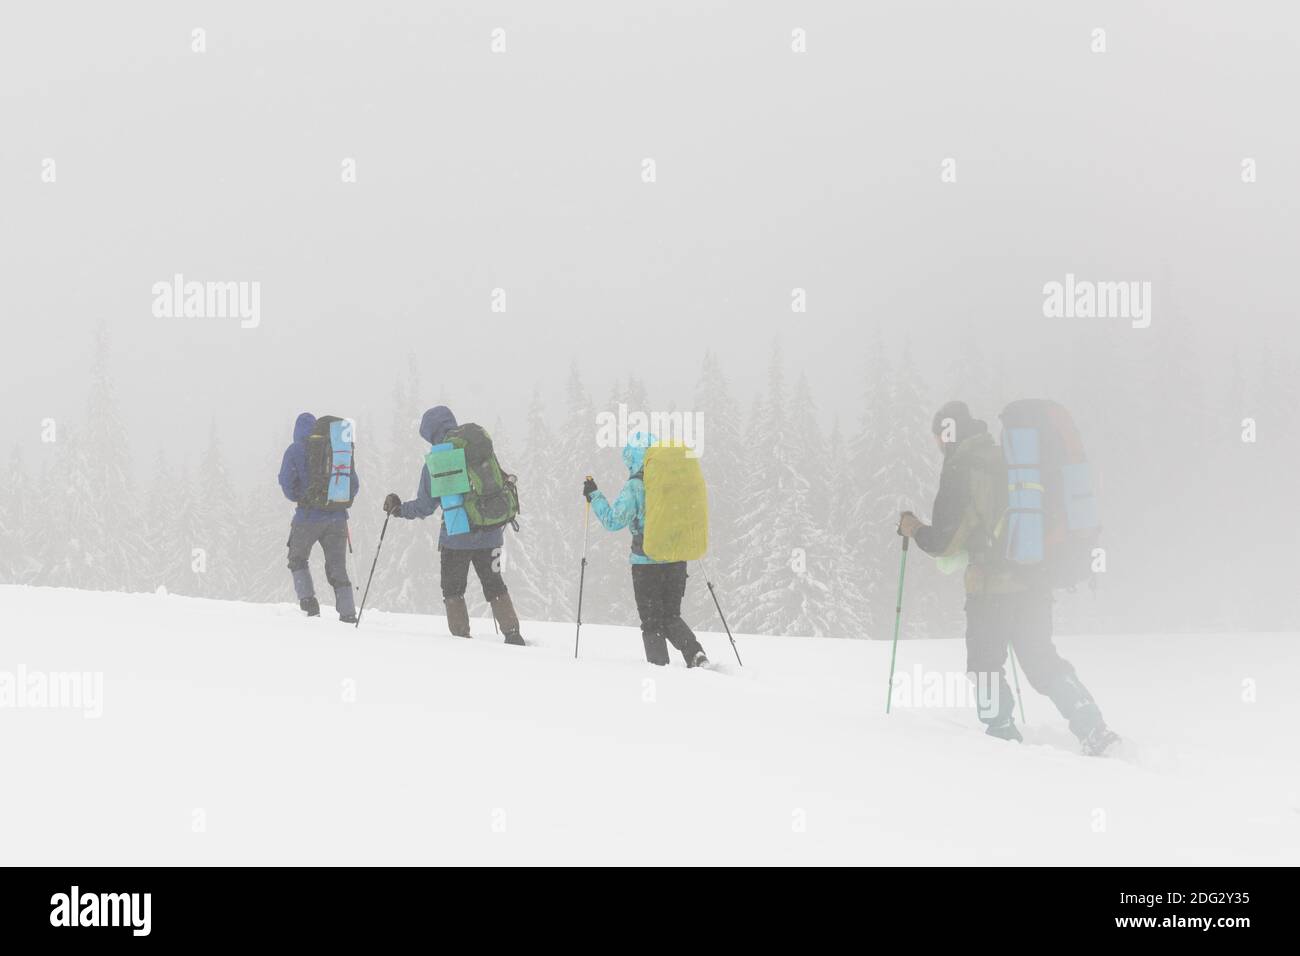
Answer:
[999,400,1100,588]
[303,416,355,512]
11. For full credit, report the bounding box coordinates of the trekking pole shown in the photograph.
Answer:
[700,558,743,666]
[355,513,391,629]
[1008,646,1027,724]
[885,534,910,714]
[574,480,592,659]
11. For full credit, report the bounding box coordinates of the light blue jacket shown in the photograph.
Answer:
[589,435,665,566]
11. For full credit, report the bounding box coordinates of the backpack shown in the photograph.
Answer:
[302,416,355,512]
[641,443,708,562]
[997,399,1100,588]
[430,423,519,531]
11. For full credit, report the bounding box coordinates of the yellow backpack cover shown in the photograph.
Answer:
[642,443,709,562]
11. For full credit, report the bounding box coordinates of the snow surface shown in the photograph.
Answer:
[4,585,1298,866]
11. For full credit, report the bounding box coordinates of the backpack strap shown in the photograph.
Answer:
[629,468,646,554]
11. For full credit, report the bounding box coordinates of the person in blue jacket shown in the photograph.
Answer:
[583,432,708,668]
[278,412,360,622]
[383,406,525,645]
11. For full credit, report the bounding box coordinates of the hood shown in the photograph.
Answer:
[419,406,458,445]
[293,412,317,442]
[950,418,989,452]
[948,421,992,460]
[622,431,656,475]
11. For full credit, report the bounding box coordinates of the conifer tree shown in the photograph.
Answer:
[825,419,869,637]
[191,422,240,598]
[730,345,831,636]
[685,350,746,630]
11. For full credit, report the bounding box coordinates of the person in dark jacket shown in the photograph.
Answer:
[278,412,360,622]
[898,400,1118,755]
[584,432,709,668]
[383,406,524,645]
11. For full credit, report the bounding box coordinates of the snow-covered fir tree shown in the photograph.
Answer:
[141,451,193,594]
[505,384,570,623]
[684,350,747,631]
[191,422,240,599]
[730,345,834,637]
[0,447,39,584]
[880,340,955,638]
[824,418,869,638]
[847,326,894,635]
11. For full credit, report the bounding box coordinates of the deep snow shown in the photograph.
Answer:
[3,585,1297,865]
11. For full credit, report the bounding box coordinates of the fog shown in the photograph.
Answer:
[2,0,1297,634]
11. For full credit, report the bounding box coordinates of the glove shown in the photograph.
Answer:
[383,493,403,515]
[582,477,598,501]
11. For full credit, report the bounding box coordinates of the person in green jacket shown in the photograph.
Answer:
[899,401,1119,755]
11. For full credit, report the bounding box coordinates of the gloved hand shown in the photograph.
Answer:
[898,511,923,538]
[383,493,403,515]
[582,477,598,501]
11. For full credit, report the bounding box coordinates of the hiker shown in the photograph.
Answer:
[278,412,360,622]
[382,406,524,645]
[898,400,1119,755]
[584,432,709,668]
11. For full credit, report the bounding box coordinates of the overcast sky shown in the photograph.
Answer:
[2,0,1297,478]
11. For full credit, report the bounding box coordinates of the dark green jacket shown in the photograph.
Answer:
[914,428,1025,595]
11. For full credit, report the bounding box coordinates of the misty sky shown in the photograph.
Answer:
[2,0,1297,480]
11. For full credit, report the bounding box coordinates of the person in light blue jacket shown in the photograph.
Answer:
[584,432,708,668]
[383,406,524,645]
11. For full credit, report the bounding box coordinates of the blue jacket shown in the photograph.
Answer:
[589,432,665,565]
[278,412,360,524]
[395,405,505,552]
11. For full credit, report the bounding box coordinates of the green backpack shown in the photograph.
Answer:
[442,423,520,531]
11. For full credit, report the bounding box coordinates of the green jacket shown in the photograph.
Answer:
[914,428,1025,595]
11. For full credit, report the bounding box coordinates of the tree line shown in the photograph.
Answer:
[2,327,1295,637]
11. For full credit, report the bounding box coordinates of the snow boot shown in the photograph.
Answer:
[1045,672,1109,742]
[300,597,320,617]
[665,619,706,666]
[489,592,525,645]
[1081,725,1121,757]
[687,650,709,669]
[445,596,471,638]
[986,718,1023,743]
[335,585,357,624]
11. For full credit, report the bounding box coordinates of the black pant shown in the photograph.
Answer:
[965,589,1103,738]
[440,547,508,601]
[631,562,702,665]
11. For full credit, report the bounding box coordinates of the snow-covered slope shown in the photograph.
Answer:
[4,585,1297,865]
